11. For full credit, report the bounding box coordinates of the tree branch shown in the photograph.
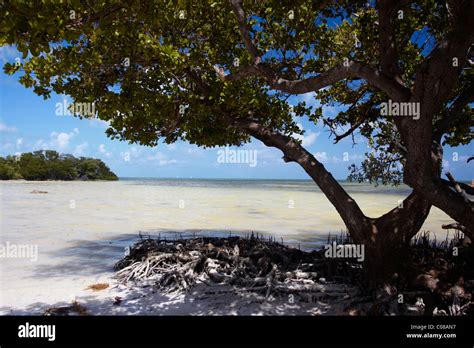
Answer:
[441,178,474,195]
[377,0,410,83]
[411,178,474,239]
[433,81,474,141]
[399,1,474,206]
[412,0,474,115]
[229,0,260,63]
[333,100,378,144]
[332,118,364,144]
[218,61,411,101]
[445,171,471,200]
[226,0,411,101]
[66,4,123,29]
[186,66,429,245]
[442,222,467,233]
[221,113,373,242]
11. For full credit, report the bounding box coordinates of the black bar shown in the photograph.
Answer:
[0,316,472,346]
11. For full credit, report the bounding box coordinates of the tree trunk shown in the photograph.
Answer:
[231,116,432,283]
[400,119,474,239]
[362,191,432,283]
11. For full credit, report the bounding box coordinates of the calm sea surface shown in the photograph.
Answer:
[0,179,455,311]
[0,178,454,249]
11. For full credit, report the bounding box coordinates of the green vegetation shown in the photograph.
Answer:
[0,150,118,181]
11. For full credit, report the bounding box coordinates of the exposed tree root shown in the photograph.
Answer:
[114,235,359,302]
[114,232,474,316]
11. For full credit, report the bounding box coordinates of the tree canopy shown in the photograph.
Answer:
[1,1,471,152]
[0,150,118,181]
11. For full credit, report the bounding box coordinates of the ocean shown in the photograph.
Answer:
[0,179,454,312]
[0,178,453,248]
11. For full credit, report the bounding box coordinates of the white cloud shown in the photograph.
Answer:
[89,119,110,128]
[301,92,316,105]
[0,121,17,133]
[292,123,319,147]
[16,138,23,149]
[159,159,178,166]
[35,139,47,150]
[302,132,319,147]
[120,151,130,162]
[130,146,141,158]
[185,147,204,156]
[48,128,83,150]
[314,151,328,163]
[0,46,20,64]
[323,105,341,117]
[346,153,364,162]
[98,144,111,158]
[73,142,88,156]
[57,133,72,148]
[313,151,364,164]
[147,151,178,166]
[119,146,143,162]
[27,129,84,154]
[50,131,74,149]
[255,147,281,164]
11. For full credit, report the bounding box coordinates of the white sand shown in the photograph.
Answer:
[1,274,349,316]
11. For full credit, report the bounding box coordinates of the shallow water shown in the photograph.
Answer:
[0,179,455,312]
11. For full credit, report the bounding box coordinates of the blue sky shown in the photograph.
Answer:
[0,46,472,180]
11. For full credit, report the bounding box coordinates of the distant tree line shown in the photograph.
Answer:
[0,150,118,181]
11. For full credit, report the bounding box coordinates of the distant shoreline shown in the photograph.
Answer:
[0,178,118,182]
[2,178,471,185]
[117,177,473,185]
